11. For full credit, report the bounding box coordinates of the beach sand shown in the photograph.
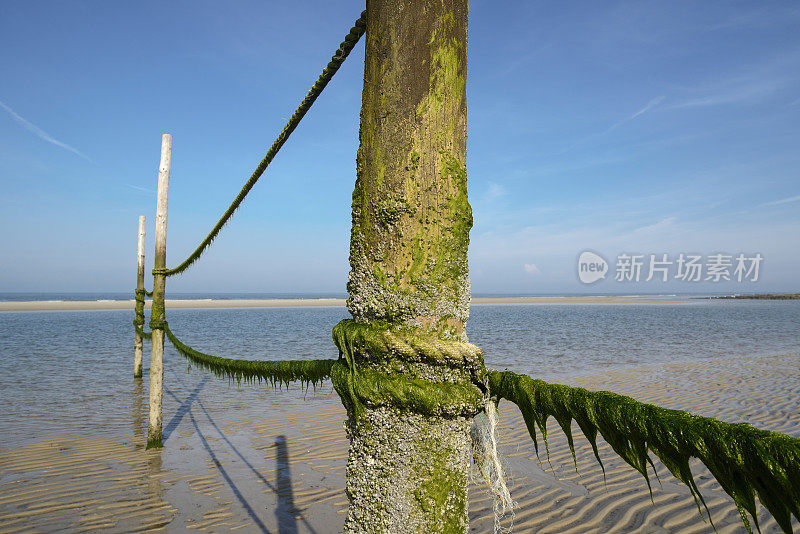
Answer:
[1,354,798,533]
[0,296,683,312]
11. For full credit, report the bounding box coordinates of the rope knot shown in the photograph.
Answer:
[149,319,168,330]
[330,320,487,418]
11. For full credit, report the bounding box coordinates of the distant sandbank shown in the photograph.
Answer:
[0,295,683,312]
[708,293,800,300]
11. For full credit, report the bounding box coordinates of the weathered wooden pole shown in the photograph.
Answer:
[331,1,484,532]
[133,215,146,378]
[147,133,171,449]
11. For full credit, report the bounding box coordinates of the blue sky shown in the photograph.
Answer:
[1,1,798,295]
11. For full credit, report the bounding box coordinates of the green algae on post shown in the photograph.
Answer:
[487,369,800,534]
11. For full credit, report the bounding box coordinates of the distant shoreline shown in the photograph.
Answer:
[707,293,800,300]
[0,295,684,312]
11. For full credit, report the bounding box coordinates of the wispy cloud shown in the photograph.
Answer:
[758,194,800,208]
[126,184,155,194]
[484,182,507,201]
[668,51,800,110]
[605,95,666,134]
[0,99,95,164]
[633,216,677,234]
[670,82,777,109]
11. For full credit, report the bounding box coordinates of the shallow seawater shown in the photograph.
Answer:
[0,299,798,451]
[469,299,800,379]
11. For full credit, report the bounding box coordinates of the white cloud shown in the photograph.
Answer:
[605,95,666,133]
[758,194,800,207]
[126,184,155,194]
[0,99,95,164]
[523,263,541,275]
[485,182,508,201]
[633,216,677,234]
[668,51,800,110]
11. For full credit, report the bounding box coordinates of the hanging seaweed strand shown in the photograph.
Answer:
[488,369,800,534]
[162,322,335,389]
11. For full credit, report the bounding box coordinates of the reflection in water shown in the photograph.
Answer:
[132,378,145,447]
[136,377,166,505]
[146,447,164,501]
[275,435,299,534]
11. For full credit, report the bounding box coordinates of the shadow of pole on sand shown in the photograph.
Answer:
[162,385,318,533]
[274,435,299,534]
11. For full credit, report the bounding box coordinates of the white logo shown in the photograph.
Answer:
[578,251,608,284]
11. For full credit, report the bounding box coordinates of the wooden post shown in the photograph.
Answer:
[133,215,146,378]
[334,2,480,531]
[147,133,171,449]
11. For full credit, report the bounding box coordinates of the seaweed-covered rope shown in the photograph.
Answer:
[488,369,800,534]
[162,321,335,388]
[133,321,152,340]
[133,288,153,339]
[160,11,367,278]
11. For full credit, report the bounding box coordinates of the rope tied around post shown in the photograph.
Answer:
[133,321,152,340]
[133,287,153,341]
[149,319,168,331]
[158,11,367,278]
[134,288,153,301]
[330,319,487,419]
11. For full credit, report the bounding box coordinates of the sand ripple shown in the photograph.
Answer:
[1,354,798,532]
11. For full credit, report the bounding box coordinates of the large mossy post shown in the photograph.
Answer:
[332,1,485,532]
[147,133,171,449]
[133,215,146,378]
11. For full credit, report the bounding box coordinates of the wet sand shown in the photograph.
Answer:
[0,296,682,312]
[1,354,798,533]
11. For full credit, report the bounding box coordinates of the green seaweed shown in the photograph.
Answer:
[488,369,800,533]
[331,319,485,372]
[133,288,152,339]
[162,322,335,389]
[330,361,482,419]
[133,320,152,340]
[330,319,484,419]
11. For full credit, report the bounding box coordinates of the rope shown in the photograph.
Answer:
[133,321,152,340]
[161,11,367,278]
[133,288,153,339]
[471,402,516,534]
[488,369,800,534]
[134,288,153,301]
[162,321,335,388]
[149,319,168,331]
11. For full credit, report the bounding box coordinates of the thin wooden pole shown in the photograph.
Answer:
[134,215,146,378]
[147,133,171,449]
